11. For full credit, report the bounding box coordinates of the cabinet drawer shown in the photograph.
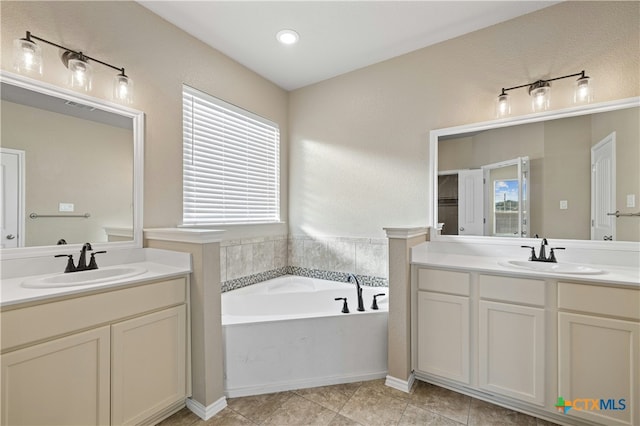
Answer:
[558,282,640,320]
[479,275,545,306]
[418,268,470,296]
[1,277,187,352]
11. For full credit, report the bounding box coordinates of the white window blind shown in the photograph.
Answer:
[182,86,280,225]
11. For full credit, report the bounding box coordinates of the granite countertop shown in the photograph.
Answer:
[411,245,640,288]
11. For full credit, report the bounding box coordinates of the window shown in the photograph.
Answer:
[493,179,520,236]
[182,86,280,225]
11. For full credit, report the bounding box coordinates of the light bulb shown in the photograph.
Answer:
[13,38,43,75]
[113,73,133,104]
[496,93,511,118]
[529,81,550,112]
[68,57,92,92]
[574,75,593,104]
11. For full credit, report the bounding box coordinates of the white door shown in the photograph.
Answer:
[591,132,616,241]
[458,169,484,235]
[0,148,25,248]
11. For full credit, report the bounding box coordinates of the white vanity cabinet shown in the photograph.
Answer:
[415,268,470,384]
[1,276,190,426]
[557,282,639,426]
[478,274,546,406]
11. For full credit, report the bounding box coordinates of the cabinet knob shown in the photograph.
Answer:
[459,227,465,232]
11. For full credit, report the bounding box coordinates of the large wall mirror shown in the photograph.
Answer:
[430,97,640,245]
[0,72,143,259]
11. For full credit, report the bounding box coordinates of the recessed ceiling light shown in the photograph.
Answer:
[276,29,299,45]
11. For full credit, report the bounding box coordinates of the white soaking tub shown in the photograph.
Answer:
[222,275,389,397]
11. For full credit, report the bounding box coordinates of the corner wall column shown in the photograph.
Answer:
[383,227,429,392]
[144,228,225,420]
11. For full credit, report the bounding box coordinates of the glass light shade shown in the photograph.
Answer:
[574,76,593,104]
[13,38,43,75]
[496,93,511,118]
[113,73,133,104]
[530,84,550,112]
[68,57,92,92]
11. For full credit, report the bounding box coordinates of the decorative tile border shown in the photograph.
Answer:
[221,266,388,293]
[221,267,288,293]
[287,266,388,287]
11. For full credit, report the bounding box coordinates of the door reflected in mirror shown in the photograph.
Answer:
[435,103,640,242]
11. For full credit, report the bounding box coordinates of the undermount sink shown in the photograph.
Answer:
[503,260,603,275]
[21,266,148,289]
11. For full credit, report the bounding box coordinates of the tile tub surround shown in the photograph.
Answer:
[220,235,389,292]
[221,235,289,283]
[158,379,560,426]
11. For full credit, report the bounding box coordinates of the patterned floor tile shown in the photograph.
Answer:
[408,381,471,424]
[262,394,337,425]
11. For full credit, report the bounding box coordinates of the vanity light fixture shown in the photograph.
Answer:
[496,70,592,117]
[13,31,134,104]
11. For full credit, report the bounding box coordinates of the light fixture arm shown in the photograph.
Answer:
[500,70,587,95]
[24,31,126,76]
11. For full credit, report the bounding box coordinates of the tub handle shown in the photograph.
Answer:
[371,293,386,310]
[334,297,350,314]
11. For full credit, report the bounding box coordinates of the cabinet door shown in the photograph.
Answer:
[1,326,110,426]
[479,300,545,406]
[558,312,639,426]
[417,291,470,383]
[111,305,187,425]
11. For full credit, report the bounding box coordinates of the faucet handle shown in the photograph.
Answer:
[371,293,386,310]
[334,297,350,314]
[521,245,537,261]
[87,251,107,270]
[548,247,565,263]
[55,254,76,273]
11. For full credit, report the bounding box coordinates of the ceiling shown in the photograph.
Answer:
[139,1,558,91]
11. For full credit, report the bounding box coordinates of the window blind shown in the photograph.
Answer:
[182,86,280,225]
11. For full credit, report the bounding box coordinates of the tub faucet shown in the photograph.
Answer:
[348,274,365,312]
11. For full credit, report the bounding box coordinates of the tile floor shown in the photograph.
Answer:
[157,379,560,426]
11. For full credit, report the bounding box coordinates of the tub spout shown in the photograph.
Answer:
[348,274,365,312]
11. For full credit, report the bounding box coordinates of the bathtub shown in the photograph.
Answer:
[222,275,389,397]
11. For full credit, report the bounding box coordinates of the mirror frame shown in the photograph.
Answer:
[429,96,640,250]
[0,71,144,260]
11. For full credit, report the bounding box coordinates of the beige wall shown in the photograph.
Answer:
[2,100,133,246]
[289,1,639,239]
[1,1,289,241]
[542,115,592,240]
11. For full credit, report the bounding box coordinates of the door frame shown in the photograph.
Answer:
[0,147,26,248]
[481,156,530,238]
[590,132,616,241]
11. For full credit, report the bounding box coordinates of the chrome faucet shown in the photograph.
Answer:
[521,238,565,263]
[348,274,365,312]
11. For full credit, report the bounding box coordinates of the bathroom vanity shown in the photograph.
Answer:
[0,249,191,426]
[410,244,639,426]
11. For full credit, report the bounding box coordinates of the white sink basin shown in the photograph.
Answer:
[22,266,147,288]
[503,260,603,275]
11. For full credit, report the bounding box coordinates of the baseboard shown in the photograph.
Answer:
[385,372,415,393]
[186,396,227,421]
[225,370,387,398]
